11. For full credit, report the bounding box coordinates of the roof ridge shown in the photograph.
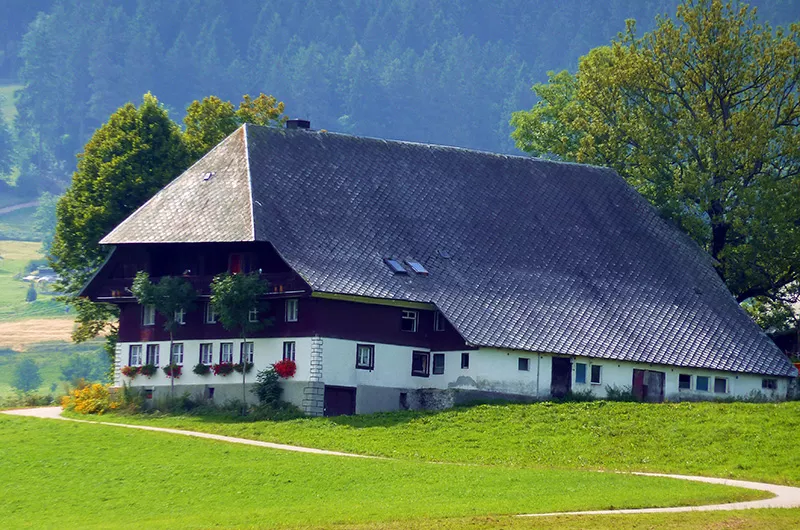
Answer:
[243,123,255,241]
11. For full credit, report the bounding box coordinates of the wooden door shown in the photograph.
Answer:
[632,369,665,402]
[324,385,356,416]
[550,357,572,398]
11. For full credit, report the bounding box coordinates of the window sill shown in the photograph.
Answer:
[411,373,429,378]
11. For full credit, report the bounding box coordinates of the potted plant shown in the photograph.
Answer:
[162,364,182,379]
[212,362,234,376]
[121,365,140,379]
[233,362,254,374]
[273,359,296,379]
[140,364,158,377]
[193,363,211,376]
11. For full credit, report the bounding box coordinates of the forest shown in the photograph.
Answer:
[0,0,797,196]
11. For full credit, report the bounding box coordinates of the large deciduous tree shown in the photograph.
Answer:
[12,358,42,393]
[511,0,800,324]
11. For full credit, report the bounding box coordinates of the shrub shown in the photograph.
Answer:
[162,364,182,379]
[121,365,140,378]
[273,359,297,378]
[61,383,117,415]
[193,363,211,375]
[139,364,158,377]
[114,382,144,414]
[25,284,37,302]
[1,392,57,409]
[252,367,282,405]
[605,384,638,402]
[213,362,234,376]
[559,388,595,402]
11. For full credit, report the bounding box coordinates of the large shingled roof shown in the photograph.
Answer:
[101,124,796,378]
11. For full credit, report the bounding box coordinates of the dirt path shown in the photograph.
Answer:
[4,406,800,515]
[0,318,75,351]
[0,201,38,215]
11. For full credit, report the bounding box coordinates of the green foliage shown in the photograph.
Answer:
[25,283,36,302]
[252,367,283,405]
[0,109,12,176]
[192,363,210,376]
[605,384,638,402]
[59,351,109,385]
[1,414,765,528]
[12,358,42,392]
[32,192,59,256]
[131,271,197,337]
[210,272,269,338]
[511,0,800,317]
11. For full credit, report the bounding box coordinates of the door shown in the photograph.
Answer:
[550,357,572,398]
[632,369,665,402]
[323,385,356,416]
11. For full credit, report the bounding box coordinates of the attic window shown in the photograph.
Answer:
[405,260,428,275]
[384,259,407,274]
[202,171,215,181]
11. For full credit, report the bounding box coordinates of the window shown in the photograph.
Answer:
[220,342,233,363]
[205,303,217,324]
[142,304,155,326]
[145,344,160,365]
[433,353,445,375]
[199,343,213,365]
[434,311,445,331]
[401,310,418,332]
[518,357,530,371]
[207,387,215,400]
[285,299,298,322]
[356,344,374,370]
[283,341,296,361]
[461,352,470,369]
[590,365,602,385]
[678,374,692,390]
[128,345,143,366]
[575,363,587,384]
[714,377,728,394]
[412,351,430,377]
[248,308,259,323]
[144,388,154,400]
[405,260,429,275]
[174,308,186,325]
[240,342,254,364]
[384,258,407,274]
[171,343,184,365]
[696,376,710,392]
[762,379,777,390]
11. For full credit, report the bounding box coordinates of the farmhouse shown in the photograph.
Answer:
[81,122,797,415]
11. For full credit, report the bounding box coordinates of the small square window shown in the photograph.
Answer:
[518,358,530,371]
[678,374,692,390]
[434,311,445,331]
[220,342,233,363]
[240,342,254,364]
[433,353,445,375]
[171,343,184,365]
[205,303,217,324]
[590,365,602,385]
[144,388,153,400]
[356,344,374,370]
[401,310,418,332]
[461,352,470,369]
[696,376,709,392]
[207,387,215,400]
[248,308,259,323]
[384,258,407,274]
[174,308,186,325]
[575,363,586,384]
[714,377,728,394]
[199,343,213,365]
[285,299,299,322]
[128,345,143,366]
[412,351,430,377]
[145,344,160,365]
[762,379,777,390]
[283,341,296,361]
[142,304,155,326]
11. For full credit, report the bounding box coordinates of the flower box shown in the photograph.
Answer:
[193,363,211,376]
[139,364,158,377]
[233,362,254,374]
[121,365,140,379]
[273,359,297,379]
[213,362,234,376]
[162,364,182,379]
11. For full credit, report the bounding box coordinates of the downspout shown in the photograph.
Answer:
[536,354,541,399]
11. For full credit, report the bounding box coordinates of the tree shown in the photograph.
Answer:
[131,271,197,398]
[50,93,190,353]
[60,351,109,385]
[12,359,42,393]
[0,109,13,176]
[210,272,269,414]
[25,283,37,302]
[511,0,800,324]
[33,192,59,257]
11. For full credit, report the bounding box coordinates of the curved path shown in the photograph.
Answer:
[5,407,800,515]
[0,200,38,215]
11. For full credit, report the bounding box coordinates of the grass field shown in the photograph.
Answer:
[0,414,772,529]
[0,204,40,241]
[88,401,800,487]
[0,240,70,321]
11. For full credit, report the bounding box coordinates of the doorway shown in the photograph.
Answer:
[550,357,572,398]
[632,369,665,402]
[323,385,357,416]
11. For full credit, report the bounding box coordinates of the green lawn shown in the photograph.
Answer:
[0,240,69,321]
[88,400,800,486]
[0,415,770,529]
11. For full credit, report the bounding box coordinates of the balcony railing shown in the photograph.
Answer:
[99,273,306,300]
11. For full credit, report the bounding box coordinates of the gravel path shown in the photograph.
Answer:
[5,406,800,516]
[0,201,39,215]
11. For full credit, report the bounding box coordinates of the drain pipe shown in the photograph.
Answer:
[536,354,541,398]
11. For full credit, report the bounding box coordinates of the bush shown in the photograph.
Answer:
[605,384,638,402]
[1,392,57,409]
[61,383,117,415]
[25,284,37,302]
[114,382,144,414]
[252,367,282,405]
[559,388,596,402]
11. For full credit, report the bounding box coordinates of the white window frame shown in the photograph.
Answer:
[174,308,186,325]
[434,311,445,331]
[145,344,160,365]
[248,308,258,323]
[401,310,418,332]
[220,342,233,363]
[199,343,214,365]
[129,345,143,366]
[171,343,184,365]
[240,342,254,364]
[142,304,155,326]
[283,341,296,361]
[590,365,602,385]
[205,303,217,324]
[285,299,298,322]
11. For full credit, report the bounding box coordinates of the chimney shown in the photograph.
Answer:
[286,119,311,130]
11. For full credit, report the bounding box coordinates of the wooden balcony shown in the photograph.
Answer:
[98,273,307,301]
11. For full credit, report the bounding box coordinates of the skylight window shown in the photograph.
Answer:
[405,260,428,275]
[384,259,407,274]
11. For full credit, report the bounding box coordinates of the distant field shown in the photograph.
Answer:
[0,415,768,529]
[0,240,69,321]
[0,205,40,241]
